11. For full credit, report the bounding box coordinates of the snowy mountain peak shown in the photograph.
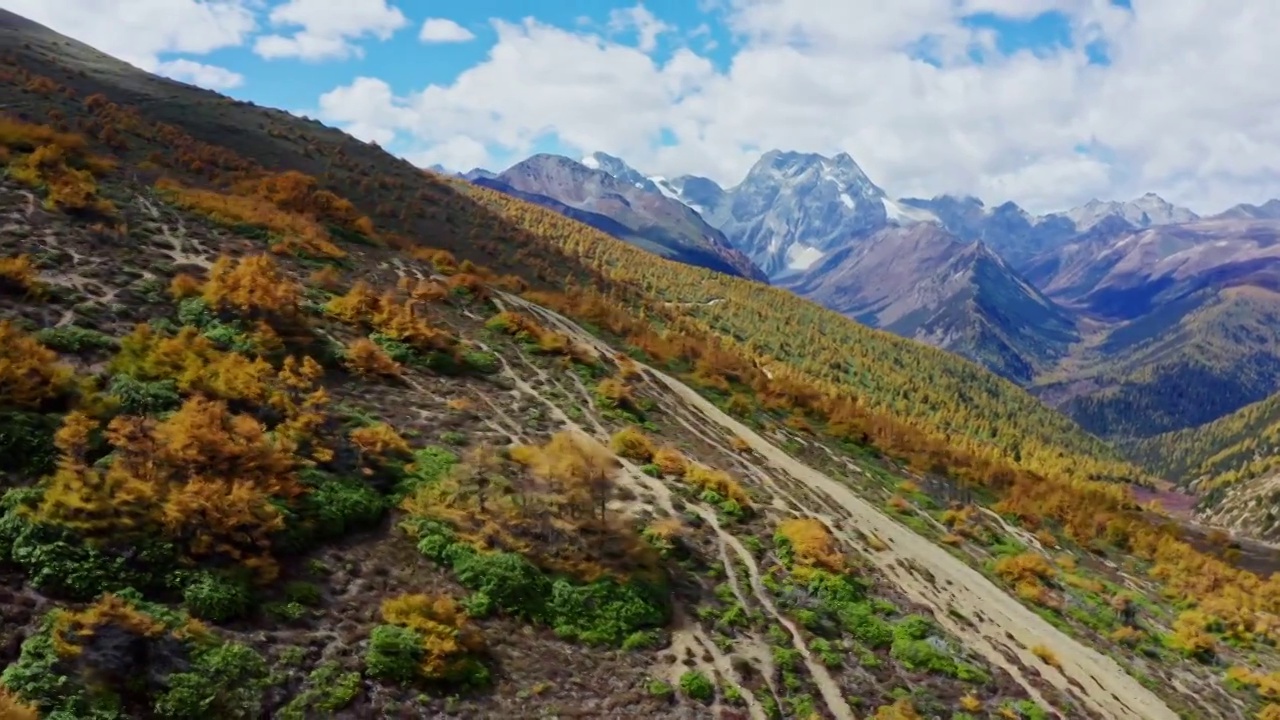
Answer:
[581,151,662,194]
[1066,193,1197,231]
[747,150,876,193]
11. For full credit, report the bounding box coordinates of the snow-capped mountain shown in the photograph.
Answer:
[782,224,1078,383]
[638,151,932,278]
[579,152,666,196]
[1063,192,1199,232]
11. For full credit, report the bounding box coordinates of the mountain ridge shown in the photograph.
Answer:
[491,153,767,282]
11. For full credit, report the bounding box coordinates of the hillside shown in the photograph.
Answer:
[1,10,1279,720]
[782,225,1078,383]
[1125,390,1280,540]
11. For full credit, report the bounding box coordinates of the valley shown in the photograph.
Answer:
[0,8,1276,720]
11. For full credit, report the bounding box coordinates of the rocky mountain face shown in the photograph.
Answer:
[1213,198,1280,220]
[669,150,901,278]
[897,196,1077,269]
[782,225,1078,382]
[483,154,767,282]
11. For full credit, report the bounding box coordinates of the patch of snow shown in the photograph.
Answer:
[786,242,825,271]
[840,193,855,209]
[580,155,600,170]
[649,175,679,200]
[882,197,940,224]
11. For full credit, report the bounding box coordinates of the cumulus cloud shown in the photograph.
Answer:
[156,58,245,89]
[311,0,1280,214]
[419,18,475,44]
[607,4,671,53]
[2,0,254,88]
[254,0,407,61]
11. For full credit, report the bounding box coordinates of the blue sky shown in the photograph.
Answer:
[197,2,1124,108]
[199,2,735,120]
[158,0,1134,175]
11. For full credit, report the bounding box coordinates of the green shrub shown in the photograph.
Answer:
[545,577,669,645]
[0,511,175,601]
[107,374,181,415]
[35,325,117,353]
[4,594,267,719]
[365,625,423,684]
[410,519,669,646]
[647,679,673,697]
[274,469,386,553]
[678,670,715,702]
[0,411,60,479]
[394,446,457,498]
[179,570,253,622]
[461,350,499,374]
[153,641,269,719]
[284,581,322,606]
[277,662,362,719]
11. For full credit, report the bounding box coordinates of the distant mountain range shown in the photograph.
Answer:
[450,148,1280,449]
[467,154,765,282]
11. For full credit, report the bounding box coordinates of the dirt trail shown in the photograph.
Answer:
[648,368,1179,720]
[498,293,1180,720]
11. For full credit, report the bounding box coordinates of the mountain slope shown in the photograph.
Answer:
[783,225,1078,382]
[1128,389,1280,482]
[0,7,1132,496]
[1126,391,1280,542]
[1,11,1278,719]
[484,154,767,282]
[1028,220,1280,437]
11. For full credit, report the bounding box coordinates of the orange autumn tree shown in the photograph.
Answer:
[0,320,74,408]
[776,518,846,573]
[344,337,403,378]
[37,396,305,581]
[325,281,457,354]
[201,253,301,323]
[379,593,487,682]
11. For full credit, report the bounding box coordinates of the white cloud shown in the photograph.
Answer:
[419,18,475,44]
[607,3,671,53]
[312,0,1280,214]
[406,136,490,170]
[254,0,407,61]
[156,58,245,89]
[1,0,254,85]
